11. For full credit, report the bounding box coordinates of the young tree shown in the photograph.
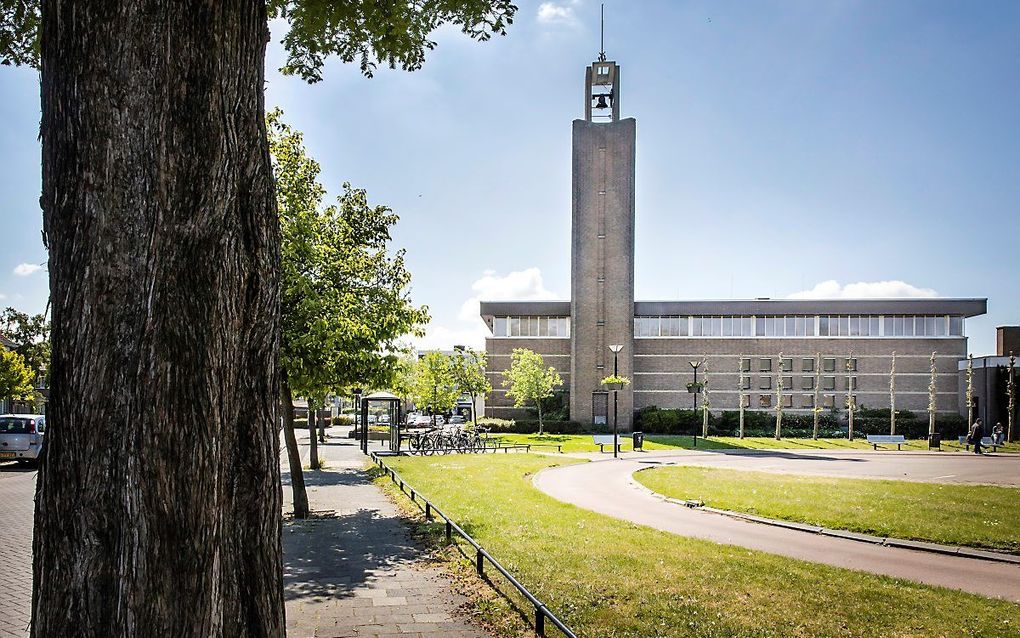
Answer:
[737,356,746,439]
[846,351,857,441]
[0,349,35,404]
[0,307,50,381]
[412,352,460,426]
[700,360,710,438]
[774,352,784,440]
[928,351,938,437]
[4,4,508,634]
[889,351,897,435]
[452,348,491,424]
[502,348,562,434]
[812,353,822,440]
[1007,352,1016,443]
[271,112,428,513]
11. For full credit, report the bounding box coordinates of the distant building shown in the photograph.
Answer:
[957,326,1019,429]
[481,54,987,427]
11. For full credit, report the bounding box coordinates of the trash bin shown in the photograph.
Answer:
[928,432,941,450]
[632,431,644,451]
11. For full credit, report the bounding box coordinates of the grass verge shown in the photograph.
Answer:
[636,465,1020,553]
[379,454,1019,637]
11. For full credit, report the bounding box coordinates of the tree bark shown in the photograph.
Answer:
[281,379,309,519]
[33,2,285,636]
[308,402,319,470]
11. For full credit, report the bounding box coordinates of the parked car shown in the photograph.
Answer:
[412,414,432,427]
[378,413,390,425]
[447,415,466,425]
[0,414,46,465]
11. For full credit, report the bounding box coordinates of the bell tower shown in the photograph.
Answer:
[569,48,636,428]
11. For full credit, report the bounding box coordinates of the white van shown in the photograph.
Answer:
[0,414,46,464]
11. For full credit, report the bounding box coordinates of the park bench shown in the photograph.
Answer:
[592,434,623,453]
[958,435,1002,452]
[866,434,907,450]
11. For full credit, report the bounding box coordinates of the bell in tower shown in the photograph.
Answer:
[584,60,620,122]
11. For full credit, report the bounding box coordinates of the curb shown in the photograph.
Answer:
[628,469,1020,566]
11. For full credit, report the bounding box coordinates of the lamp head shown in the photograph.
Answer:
[609,344,624,353]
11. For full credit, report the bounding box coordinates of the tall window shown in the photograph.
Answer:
[494,316,570,338]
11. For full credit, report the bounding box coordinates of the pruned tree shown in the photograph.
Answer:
[502,348,562,434]
[846,351,856,441]
[965,353,975,430]
[452,347,491,424]
[928,351,938,437]
[700,359,710,438]
[1007,352,1016,443]
[271,111,428,511]
[737,356,746,439]
[4,2,513,634]
[413,351,460,426]
[889,351,897,435]
[774,352,784,440]
[812,353,822,440]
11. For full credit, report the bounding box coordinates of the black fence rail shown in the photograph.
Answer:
[369,451,578,638]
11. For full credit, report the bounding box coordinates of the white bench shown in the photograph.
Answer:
[592,434,622,453]
[866,434,906,450]
[958,435,1001,452]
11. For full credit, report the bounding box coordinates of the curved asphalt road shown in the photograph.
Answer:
[533,456,1020,602]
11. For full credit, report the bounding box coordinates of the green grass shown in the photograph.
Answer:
[380,454,1020,638]
[636,466,1020,553]
[487,433,1020,454]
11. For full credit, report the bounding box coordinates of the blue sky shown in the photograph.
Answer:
[1,0,1017,355]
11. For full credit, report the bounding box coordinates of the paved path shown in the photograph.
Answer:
[573,447,1020,486]
[0,431,488,638]
[283,431,488,638]
[0,466,35,638]
[533,456,1020,602]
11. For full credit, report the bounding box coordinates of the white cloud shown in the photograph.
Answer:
[419,268,560,351]
[537,1,581,26]
[13,263,43,276]
[786,280,938,299]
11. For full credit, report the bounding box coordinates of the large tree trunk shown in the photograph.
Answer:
[281,379,309,519]
[33,2,285,636]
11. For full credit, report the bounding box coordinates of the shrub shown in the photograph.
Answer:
[476,417,603,434]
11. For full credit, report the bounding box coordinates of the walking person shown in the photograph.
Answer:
[969,418,984,455]
[993,422,1004,446]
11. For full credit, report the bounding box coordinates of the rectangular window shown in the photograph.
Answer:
[839,316,850,337]
[823,394,836,408]
[794,316,805,336]
[494,317,508,337]
[823,376,836,391]
[692,317,704,337]
[755,317,766,336]
[539,316,548,336]
[819,316,829,336]
[935,316,947,337]
[801,394,815,408]
[764,317,774,337]
[849,316,860,336]
[760,358,772,372]
[722,316,733,337]
[823,358,836,372]
[802,376,815,390]
[741,395,751,408]
[760,377,772,390]
[950,316,964,336]
[759,395,772,408]
[850,376,858,390]
[783,395,793,408]
[783,376,794,389]
[510,317,521,336]
[530,316,539,337]
[870,316,880,336]
[925,316,936,336]
[711,317,722,337]
[884,316,894,337]
[780,358,793,372]
[741,357,752,372]
[802,358,815,372]
[846,357,858,372]
[741,376,752,390]
[786,316,796,336]
[742,317,753,337]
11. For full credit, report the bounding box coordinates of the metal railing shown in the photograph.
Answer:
[370,452,579,638]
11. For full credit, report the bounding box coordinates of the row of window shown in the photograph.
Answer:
[492,316,570,338]
[741,394,854,409]
[741,357,856,373]
[635,315,965,338]
[740,376,856,391]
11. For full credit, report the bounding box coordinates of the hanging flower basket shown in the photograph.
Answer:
[601,375,631,391]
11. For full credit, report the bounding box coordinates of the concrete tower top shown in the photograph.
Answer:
[585,60,621,122]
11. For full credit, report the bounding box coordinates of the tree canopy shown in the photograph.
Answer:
[502,347,562,433]
[451,347,490,423]
[2,1,517,78]
[0,348,35,402]
[0,307,50,381]
[270,109,429,402]
[411,351,460,422]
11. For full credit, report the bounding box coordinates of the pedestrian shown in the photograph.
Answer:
[993,422,1004,446]
[969,418,984,454]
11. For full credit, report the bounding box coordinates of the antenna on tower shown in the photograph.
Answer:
[598,3,607,62]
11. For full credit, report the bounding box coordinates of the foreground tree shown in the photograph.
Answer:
[3,2,514,634]
[271,112,427,516]
[502,348,562,434]
[451,348,491,424]
[412,352,460,426]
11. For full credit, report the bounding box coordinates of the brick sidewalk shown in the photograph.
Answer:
[0,467,36,638]
[282,434,489,638]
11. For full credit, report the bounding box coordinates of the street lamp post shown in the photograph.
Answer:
[689,360,702,410]
[609,344,624,459]
[353,388,364,454]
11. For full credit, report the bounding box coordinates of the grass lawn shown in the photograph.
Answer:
[487,432,1020,454]
[636,466,1020,553]
[380,454,1019,638]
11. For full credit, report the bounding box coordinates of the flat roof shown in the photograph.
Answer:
[480,298,987,319]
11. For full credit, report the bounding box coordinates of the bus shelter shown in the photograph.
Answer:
[359,391,402,454]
